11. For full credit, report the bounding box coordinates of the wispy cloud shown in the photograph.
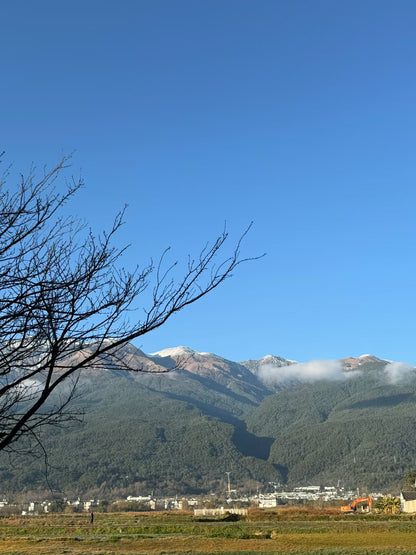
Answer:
[384,361,415,384]
[258,359,345,386]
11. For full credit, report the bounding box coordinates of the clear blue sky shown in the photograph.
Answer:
[2,0,416,363]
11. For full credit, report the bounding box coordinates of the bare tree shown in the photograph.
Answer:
[0,155,258,453]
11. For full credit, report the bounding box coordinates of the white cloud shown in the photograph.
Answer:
[384,361,415,384]
[258,359,345,386]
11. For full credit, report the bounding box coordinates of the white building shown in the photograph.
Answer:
[258,496,278,508]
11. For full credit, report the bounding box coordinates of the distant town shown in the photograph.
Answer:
[0,484,390,517]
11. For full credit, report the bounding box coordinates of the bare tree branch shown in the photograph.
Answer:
[0,154,263,453]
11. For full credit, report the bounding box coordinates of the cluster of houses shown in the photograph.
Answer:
[257,486,384,508]
[21,498,99,516]
[2,486,416,515]
[125,495,199,511]
[0,486,373,515]
[123,486,368,511]
[129,489,416,514]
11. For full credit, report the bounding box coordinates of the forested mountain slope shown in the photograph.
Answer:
[247,357,416,490]
[0,345,415,496]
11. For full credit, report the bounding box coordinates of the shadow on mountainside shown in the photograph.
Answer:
[231,422,274,460]
[347,392,415,410]
[148,386,274,460]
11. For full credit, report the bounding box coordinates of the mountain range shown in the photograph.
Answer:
[1,344,415,497]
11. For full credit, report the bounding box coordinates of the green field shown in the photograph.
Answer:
[1,508,416,554]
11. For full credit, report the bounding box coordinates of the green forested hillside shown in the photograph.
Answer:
[1,347,415,496]
[247,366,416,490]
[0,357,280,497]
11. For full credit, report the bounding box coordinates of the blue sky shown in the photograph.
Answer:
[2,0,416,363]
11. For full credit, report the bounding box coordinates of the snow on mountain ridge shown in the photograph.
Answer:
[150,347,387,368]
[261,354,297,364]
[151,346,199,358]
